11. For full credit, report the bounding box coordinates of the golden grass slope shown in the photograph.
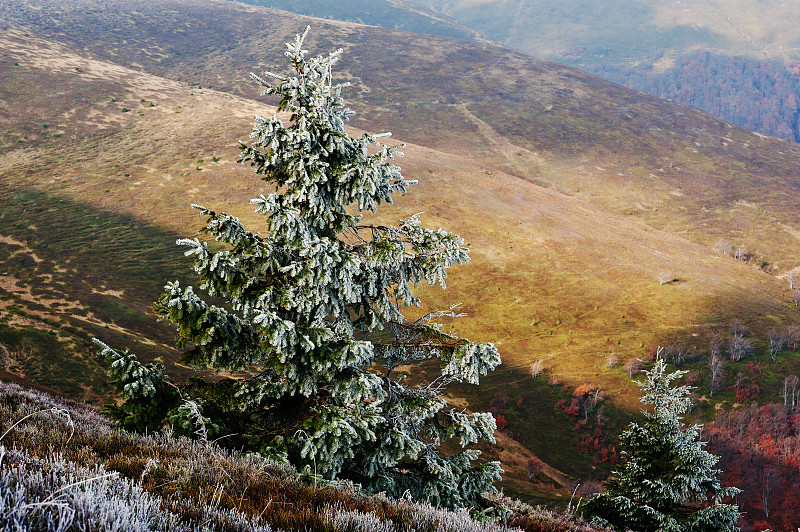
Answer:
[3,0,799,278]
[1,30,797,413]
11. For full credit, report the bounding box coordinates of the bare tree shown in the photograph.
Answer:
[785,325,800,350]
[713,238,733,255]
[625,357,643,378]
[734,246,749,262]
[709,334,724,359]
[730,319,749,337]
[661,344,688,367]
[790,267,799,290]
[783,375,799,409]
[709,354,725,396]
[673,345,689,367]
[792,291,800,307]
[729,333,754,362]
[768,328,785,362]
[530,359,544,378]
[606,353,618,368]
[593,404,607,425]
[758,456,777,519]
[661,344,674,364]
[583,388,603,422]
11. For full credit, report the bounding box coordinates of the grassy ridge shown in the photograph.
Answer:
[3,0,799,272]
[232,0,492,43]
[2,0,800,499]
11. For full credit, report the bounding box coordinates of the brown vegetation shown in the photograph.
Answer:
[0,379,605,532]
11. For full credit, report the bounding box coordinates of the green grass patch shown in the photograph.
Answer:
[0,186,195,400]
[0,324,104,398]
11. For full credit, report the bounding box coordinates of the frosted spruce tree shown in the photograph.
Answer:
[97,27,502,510]
[580,358,740,531]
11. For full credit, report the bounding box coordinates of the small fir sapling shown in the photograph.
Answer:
[96,27,502,511]
[580,359,741,531]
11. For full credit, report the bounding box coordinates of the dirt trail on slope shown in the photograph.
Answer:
[457,103,545,176]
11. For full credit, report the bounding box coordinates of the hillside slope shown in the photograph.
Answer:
[1,0,800,500]
[3,0,799,272]
[1,24,798,401]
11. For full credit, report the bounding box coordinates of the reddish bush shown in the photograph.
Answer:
[526,457,545,481]
[746,360,763,380]
[594,446,619,465]
[576,429,606,455]
[573,384,592,398]
[734,382,759,402]
[564,399,581,417]
[494,413,508,431]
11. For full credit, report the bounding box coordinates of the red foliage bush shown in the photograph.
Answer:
[593,446,618,465]
[733,382,760,402]
[573,384,592,398]
[526,457,545,480]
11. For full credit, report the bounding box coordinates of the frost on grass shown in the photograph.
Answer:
[0,380,606,532]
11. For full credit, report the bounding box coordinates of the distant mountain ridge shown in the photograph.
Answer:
[415,0,800,142]
[233,0,494,43]
[246,0,800,142]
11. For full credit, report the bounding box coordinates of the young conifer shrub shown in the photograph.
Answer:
[96,27,502,511]
[579,358,740,531]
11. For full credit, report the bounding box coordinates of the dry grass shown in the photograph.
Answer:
[2,0,800,490]
[3,29,796,408]
[0,380,606,532]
